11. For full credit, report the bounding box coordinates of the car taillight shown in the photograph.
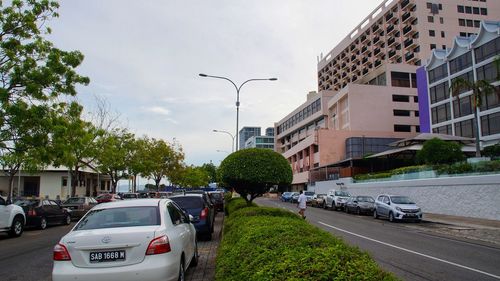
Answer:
[53,244,71,261]
[146,235,171,255]
[28,209,36,216]
[200,208,208,219]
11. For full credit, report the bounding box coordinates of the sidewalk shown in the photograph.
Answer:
[185,212,224,281]
[416,213,500,246]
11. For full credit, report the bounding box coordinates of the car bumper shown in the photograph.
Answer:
[52,254,179,281]
[25,216,42,227]
[194,220,211,234]
[396,212,423,220]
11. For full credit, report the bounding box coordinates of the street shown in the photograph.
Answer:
[257,197,500,281]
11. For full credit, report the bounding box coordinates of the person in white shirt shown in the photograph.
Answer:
[297,190,307,219]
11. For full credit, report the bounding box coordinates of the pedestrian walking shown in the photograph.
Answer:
[297,190,307,219]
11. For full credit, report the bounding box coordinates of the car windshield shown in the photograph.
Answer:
[283,192,292,196]
[122,194,137,199]
[335,191,350,197]
[391,196,415,204]
[357,196,374,203]
[64,198,85,204]
[14,199,39,207]
[170,197,204,209]
[304,192,315,196]
[74,206,160,230]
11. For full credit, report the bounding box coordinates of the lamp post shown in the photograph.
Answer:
[199,73,277,150]
[213,129,235,152]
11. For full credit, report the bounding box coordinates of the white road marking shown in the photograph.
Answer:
[318,221,500,280]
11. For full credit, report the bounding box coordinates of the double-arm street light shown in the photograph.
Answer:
[213,129,235,152]
[199,73,277,151]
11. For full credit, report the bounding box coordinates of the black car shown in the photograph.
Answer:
[345,196,375,215]
[14,199,71,229]
[169,194,215,240]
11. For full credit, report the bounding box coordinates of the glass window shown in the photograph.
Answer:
[465,6,472,13]
[481,8,487,15]
[394,124,412,132]
[451,71,474,94]
[428,63,448,84]
[459,19,465,26]
[453,95,473,118]
[480,86,500,111]
[475,36,500,63]
[476,61,498,82]
[431,103,451,124]
[433,124,452,135]
[473,7,480,14]
[481,112,500,136]
[391,72,411,87]
[454,119,476,138]
[393,110,411,116]
[449,53,472,74]
[429,30,435,37]
[430,81,449,104]
[392,95,410,102]
[74,207,160,230]
[167,203,183,225]
[457,5,464,13]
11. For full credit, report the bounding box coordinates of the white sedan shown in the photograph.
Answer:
[52,199,198,281]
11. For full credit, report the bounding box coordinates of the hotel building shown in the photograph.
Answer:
[275,0,500,190]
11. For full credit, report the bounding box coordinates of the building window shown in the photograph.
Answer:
[449,52,473,74]
[474,20,480,28]
[441,31,445,38]
[392,95,410,102]
[451,71,474,95]
[391,72,411,88]
[428,16,434,23]
[440,17,444,24]
[466,19,473,27]
[453,95,473,118]
[428,63,448,84]
[394,110,411,116]
[394,125,412,132]
[473,7,480,14]
[414,96,419,103]
[474,37,500,63]
[431,103,451,124]
[457,5,464,13]
[429,30,436,37]
[430,81,449,104]
[433,124,452,135]
[442,45,446,49]
[459,19,465,26]
[481,8,487,15]
[480,86,500,111]
[465,6,472,13]
[460,32,467,37]
[430,44,436,50]
[476,61,499,82]
[415,111,420,117]
[481,112,500,136]
[416,125,420,133]
[454,118,476,138]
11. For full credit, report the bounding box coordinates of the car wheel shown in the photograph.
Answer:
[373,210,378,219]
[190,241,199,267]
[39,217,47,230]
[322,202,326,209]
[345,206,349,213]
[64,214,71,225]
[356,207,361,215]
[8,216,24,237]
[389,212,395,222]
[178,257,185,281]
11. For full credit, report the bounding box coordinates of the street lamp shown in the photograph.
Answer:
[213,129,235,152]
[199,73,277,151]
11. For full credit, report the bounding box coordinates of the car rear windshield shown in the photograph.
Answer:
[74,206,160,230]
[96,194,111,199]
[391,196,415,204]
[14,199,39,207]
[335,191,350,197]
[210,193,222,199]
[64,198,85,204]
[170,197,204,209]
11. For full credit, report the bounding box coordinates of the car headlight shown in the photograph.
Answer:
[396,207,402,212]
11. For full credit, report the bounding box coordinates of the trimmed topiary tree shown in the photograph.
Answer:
[218,148,292,205]
[416,138,465,165]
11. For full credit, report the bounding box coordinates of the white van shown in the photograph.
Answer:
[324,189,351,211]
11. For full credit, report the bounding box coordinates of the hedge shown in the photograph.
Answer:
[224,197,257,216]
[216,199,398,281]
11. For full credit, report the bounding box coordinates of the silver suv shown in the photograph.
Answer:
[373,194,422,222]
[325,189,351,211]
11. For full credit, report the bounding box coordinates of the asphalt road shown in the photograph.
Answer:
[257,197,500,281]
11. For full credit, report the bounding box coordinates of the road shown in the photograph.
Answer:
[257,197,500,281]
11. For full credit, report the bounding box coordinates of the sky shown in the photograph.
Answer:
[47,0,386,166]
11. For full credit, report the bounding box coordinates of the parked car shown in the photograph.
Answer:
[184,190,216,207]
[208,191,224,212]
[52,199,198,281]
[280,192,293,202]
[61,197,98,220]
[373,194,423,222]
[304,191,315,205]
[345,196,375,215]
[96,193,123,204]
[121,193,139,200]
[169,194,215,240]
[0,196,25,237]
[324,189,351,211]
[311,194,327,208]
[14,199,71,229]
[290,192,299,203]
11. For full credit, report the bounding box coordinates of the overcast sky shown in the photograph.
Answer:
[48,0,385,166]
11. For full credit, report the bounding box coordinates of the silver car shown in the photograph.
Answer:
[52,199,198,281]
[373,194,422,222]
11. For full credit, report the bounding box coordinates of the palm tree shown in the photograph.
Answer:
[449,57,500,157]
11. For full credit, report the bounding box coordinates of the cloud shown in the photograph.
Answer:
[144,106,170,116]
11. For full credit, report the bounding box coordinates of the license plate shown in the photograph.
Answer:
[90,250,125,263]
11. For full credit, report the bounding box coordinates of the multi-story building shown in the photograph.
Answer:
[419,21,500,147]
[276,0,499,190]
[265,127,274,137]
[238,127,261,150]
[245,135,275,149]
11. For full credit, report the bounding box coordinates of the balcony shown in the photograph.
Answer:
[388,49,397,58]
[362,68,369,75]
[361,45,369,55]
[373,47,381,56]
[402,12,414,24]
[403,25,413,36]
[373,36,380,44]
[400,0,410,9]
[404,38,417,49]
[372,25,380,33]
[387,36,397,47]
[351,64,357,71]
[374,60,382,68]
[385,13,397,24]
[405,51,416,63]
[386,24,395,35]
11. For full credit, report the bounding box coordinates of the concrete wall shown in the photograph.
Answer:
[310,174,500,221]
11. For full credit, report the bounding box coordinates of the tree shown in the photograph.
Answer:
[218,148,292,204]
[174,165,210,188]
[0,0,89,199]
[450,57,500,157]
[141,138,184,191]
[483,142,500,158]
[201,162,217,183]
[95,129,135,193]
[416,138,465,165]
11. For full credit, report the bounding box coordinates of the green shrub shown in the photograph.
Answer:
[391,165,430,175]
[436,162,473,175]
[416,138,465,164]
[354,172,392,181]
[474,160,500,172]
[216,206,398,281]
[224,197,257,216]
